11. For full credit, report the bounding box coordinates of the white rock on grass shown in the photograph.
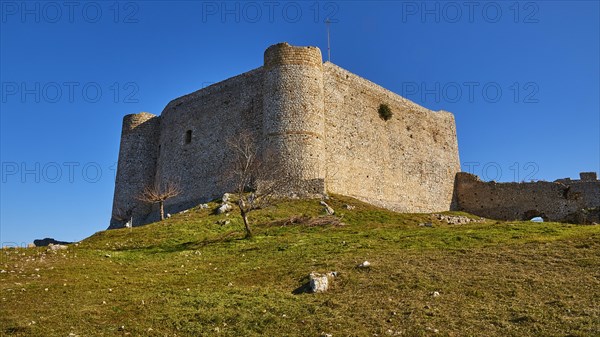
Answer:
[358,261,371,268]
[217,203,233,214]
[310,272,329,293]
[309,271,339,293]
[320,201,335,215]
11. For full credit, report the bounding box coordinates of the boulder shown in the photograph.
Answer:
[309,271,339,293]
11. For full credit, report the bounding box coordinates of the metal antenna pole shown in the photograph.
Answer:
[326,18,331,62]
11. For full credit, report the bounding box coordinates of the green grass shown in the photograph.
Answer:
[1,195,599,336]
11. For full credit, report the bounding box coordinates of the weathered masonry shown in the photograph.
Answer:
[110,42,461,228]
[454,172,600,223]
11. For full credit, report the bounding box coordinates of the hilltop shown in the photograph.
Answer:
[1,195,599,336]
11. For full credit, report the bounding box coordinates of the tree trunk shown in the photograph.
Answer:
[159,201,165,220]
[241,211,252,238]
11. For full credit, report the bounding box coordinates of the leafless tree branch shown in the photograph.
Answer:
[226,132,286,238]
[137,181,181,221]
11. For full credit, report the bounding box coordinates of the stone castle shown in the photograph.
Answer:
[110,42,598,228]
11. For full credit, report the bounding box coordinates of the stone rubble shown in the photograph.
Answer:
[217,203,233,214]
[434,214,484,225]
[320,201,335,215]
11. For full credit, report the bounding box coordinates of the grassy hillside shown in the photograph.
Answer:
[1,195,599,336]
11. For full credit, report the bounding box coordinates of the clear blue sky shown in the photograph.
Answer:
[1,1,598,245]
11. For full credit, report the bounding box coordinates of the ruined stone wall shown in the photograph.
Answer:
[454,172,600,223]
[110,112,160,228]
[322,63,461,212]
[153,67,265,217]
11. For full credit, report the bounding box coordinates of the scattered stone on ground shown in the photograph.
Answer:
[217,203,233,214]
[48,244,68,251]
[432,291,440,297]
[216,219,230,225]
[433,214,484,225]
[199,204,209,209]
[343,204,355,210]
[419,222,434,227]
[320,201,335,215]
[274,215,345,227]
[358,261,371,268]
[222,193,230,203]
[425,327,440,333]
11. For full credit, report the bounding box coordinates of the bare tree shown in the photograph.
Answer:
[227,132,285,238]
[137,181,181,221]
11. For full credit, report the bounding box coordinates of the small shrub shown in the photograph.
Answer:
[378,103,393,121]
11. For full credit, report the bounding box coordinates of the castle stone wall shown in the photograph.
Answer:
[322,63,460,212]
[110,42,462,228]
[153,67,265,216]
[454,172,600,223]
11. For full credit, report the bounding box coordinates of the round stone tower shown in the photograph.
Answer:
[262,42,326,195]
[110,112,161,228]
